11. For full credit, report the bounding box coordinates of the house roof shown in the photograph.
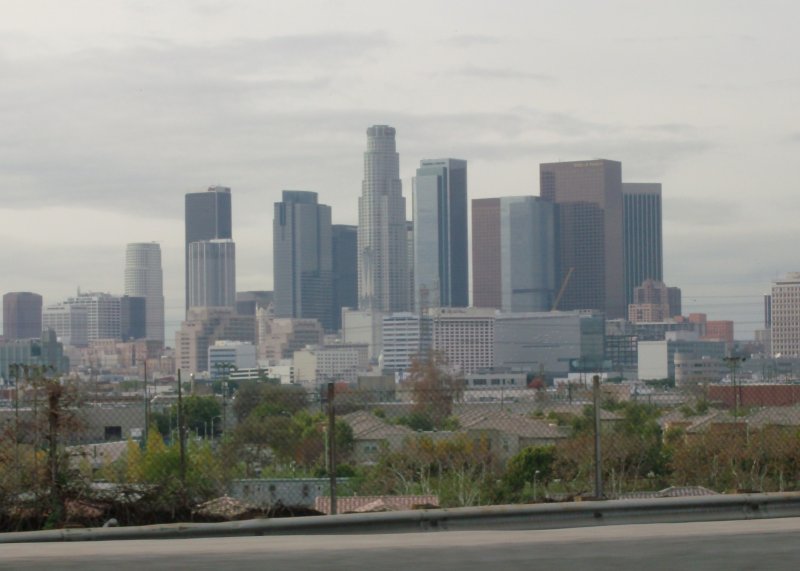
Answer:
[659,409,726,431]
[340,410,415,440]
[535,404,623,422]
[458,409,567,440]
[746,405,800,428]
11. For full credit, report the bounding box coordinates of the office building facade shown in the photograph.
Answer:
[771,273,800,357]
[42,303,89,348]
[357,125,410,313]
[622,183,663,306]
[540,159,625,318]
[66,291,122,343]
[412,158,469,310]
[175,307,255,374]
[628,280,681,323]
[2,292,42,340]
[124,242,165,342]
[331,225,358,331]
[494,311,606,376]
[120,295,147,341]
[273,191,334,330]
[472,196,556,312]
[187,239,236,309]
[185,186,232,311]
[381,312,430,373]
[429,307,496,374]
[0,330,70,382]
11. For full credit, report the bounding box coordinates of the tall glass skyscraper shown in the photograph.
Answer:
[331,224,358,331]
[187,239,236,309]
[185,186,232,312]
[540,159,625,318]
[412,158,468,310]
[622,183,663,306]
[472,196,556,312]
[124,242,165,342]
[2,292,42,340]
[273,191,334,330]
[357,125,409,313]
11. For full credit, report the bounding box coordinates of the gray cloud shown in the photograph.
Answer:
[664,197,741,226]
[0,32,393,215]
[440,34,501,47]
[447,66,555,81]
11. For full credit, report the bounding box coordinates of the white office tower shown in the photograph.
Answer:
[357,125,410,313]
[124,242,165,342]
[771,272,800,357]
[188,239,236,309]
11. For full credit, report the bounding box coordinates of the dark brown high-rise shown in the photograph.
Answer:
[3,292,43,339]
[471,198,502,308]
[540,159,625,318]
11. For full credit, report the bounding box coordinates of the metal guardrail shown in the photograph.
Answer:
[3,492,800,543]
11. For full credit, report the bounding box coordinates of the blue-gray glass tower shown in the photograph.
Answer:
[120,295,146,341]
[622,183,663,306]
[273,191,334,331]
[471,196,556,312]
[185,186,232,312]
[331,224,358,331]
[412,159,468,309]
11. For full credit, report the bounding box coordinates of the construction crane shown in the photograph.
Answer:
[551,267,574,311]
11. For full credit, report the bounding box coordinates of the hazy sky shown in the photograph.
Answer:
[1,0,798,340]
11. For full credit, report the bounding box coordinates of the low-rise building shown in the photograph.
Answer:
[208,341,257,378]
[638,332,727,382]
[293,344,369,385]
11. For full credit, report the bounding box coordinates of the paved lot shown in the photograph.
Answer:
[3,518,800,570]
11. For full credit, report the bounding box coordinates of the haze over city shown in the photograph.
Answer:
[2,0,799,338]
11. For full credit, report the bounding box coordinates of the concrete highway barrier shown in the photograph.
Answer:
[3,492,800,544]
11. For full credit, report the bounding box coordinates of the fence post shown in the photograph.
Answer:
[327,381,337,516]
[593,375,603,499]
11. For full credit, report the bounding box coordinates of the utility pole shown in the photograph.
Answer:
[177,369,186,487]
[723,356,747,417]
[592,375,603,499]
[327,381,337,516]
[143,360,149,445]
[10,364,24,490]
[213,361,237,438]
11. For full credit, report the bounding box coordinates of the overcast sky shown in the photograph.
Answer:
[1,0,798,340]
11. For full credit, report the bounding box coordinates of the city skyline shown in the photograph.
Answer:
[2,1,797,339]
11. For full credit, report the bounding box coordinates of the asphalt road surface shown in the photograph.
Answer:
[3,518,800,570]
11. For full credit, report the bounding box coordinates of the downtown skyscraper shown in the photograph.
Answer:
[472,196,556,312]
[622,183,663,306]
[185,186,233,312]
[331,224,358,331]
[273,191,334,331]
[540,159,625,318]
[187,239,236,309]
[2,292,42,340]
[357,125,410,313]
[412,158,469,310]
[124,242,165,342]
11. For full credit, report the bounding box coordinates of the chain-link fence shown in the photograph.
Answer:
[2,370,800,531]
